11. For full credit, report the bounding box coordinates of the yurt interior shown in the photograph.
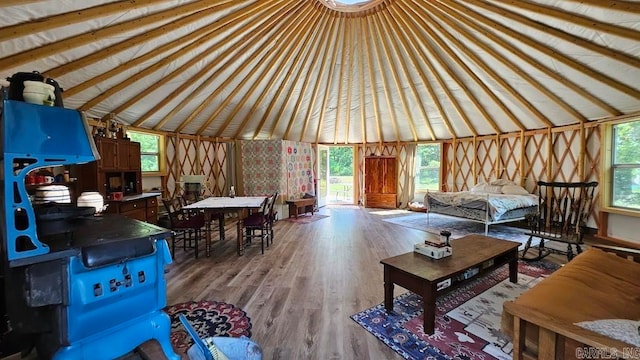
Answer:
[1,1,639,359]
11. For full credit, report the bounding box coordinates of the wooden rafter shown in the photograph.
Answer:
[564,0,640,13]
[80,2,278,114]
[379,6,436,141]
[373,10,418,141]
[367,14,400,142]
[314,14,345,144]
[0,1,228,75]
[290,6,334,142]
[409,1,525,132]
[396,3,477,137]
[198,2,314,136]
[343,15,355,144]
[333,14,349,144]
[70,1,273,107]
[259,4,328,140]
[421,2,554,128]
[0,0,167,42]
[437,0,622,116]
[230,4,323,139]
[387,5,454,139]
[148,3,288,132]
[171,1,304,134]
[510,0,640,41]
[446,0,640,100]
[361,16,383,144]
[427,1,585,123]
[357,18,368,145]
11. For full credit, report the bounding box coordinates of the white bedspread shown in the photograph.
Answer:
[426,191,538,219]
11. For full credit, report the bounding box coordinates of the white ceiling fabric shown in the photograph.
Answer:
[0,0,638,144]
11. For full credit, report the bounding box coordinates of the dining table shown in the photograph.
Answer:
[182,196,267,256]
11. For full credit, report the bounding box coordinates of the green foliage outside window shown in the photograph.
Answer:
[415,144,440,191]
[612,121,640,210]
[128,131,161,173]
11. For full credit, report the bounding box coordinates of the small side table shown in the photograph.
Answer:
[286,198,315,218]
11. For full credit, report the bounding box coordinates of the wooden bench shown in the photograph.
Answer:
[502,244,640,360]
[286,198,315,218]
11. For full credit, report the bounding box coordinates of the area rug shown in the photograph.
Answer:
[382,212,541,249]
[350,261,559,360]
[164,300,253,355]
[284,214,329,224]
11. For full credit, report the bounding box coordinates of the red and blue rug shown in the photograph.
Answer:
[350,261,558,360]
[164,300,253,355]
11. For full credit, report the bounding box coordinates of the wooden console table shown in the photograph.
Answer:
[286,198,315,218]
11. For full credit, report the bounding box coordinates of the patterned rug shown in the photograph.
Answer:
[382,212,541,249]
[284,214,329,224]
[351,261,559,360]
[164,300,253,355]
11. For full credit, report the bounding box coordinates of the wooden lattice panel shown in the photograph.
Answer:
[199,141,230,197]
[499,136,521,183]
[475,138,498,185]
[584,125,601,228]
[454,141,474,191]
[396,143,412,208]
[552,129,581,183]
[523,132,549,192]
[443,142,454,192]
[164,135,179,199]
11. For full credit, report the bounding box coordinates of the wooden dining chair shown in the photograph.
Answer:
[241,196,272,254]
[162,198,206,259]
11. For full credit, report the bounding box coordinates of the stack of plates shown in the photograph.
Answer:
[32,185,71,205]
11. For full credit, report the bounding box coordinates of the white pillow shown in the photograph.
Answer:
[501,184,529,195]
[470,183,503,194]
[574,319,640,347]
[490,179,516,186]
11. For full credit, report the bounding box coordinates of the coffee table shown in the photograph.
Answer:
[380,234,520,335]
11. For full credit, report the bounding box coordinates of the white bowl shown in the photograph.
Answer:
[23,91,49,105]
[77,191,104,214]
[23,80,55,92]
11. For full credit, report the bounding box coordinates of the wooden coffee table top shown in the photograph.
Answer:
[380,234,520,282]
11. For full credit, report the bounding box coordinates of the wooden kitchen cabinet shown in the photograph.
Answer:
[72,137,149,220]
[364,156,397,209]
[97,137,118,170]
[105,194,159,224]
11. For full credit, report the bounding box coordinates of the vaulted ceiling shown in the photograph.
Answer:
[1,0,639,144]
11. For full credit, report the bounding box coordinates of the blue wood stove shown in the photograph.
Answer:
[0,97,179,359]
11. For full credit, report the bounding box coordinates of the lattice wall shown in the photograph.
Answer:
[442,123,601,227]
[164,134,232,199]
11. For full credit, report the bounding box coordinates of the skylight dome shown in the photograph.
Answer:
[318,0,384,13]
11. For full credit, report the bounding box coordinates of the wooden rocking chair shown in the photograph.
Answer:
[521,181,598,262]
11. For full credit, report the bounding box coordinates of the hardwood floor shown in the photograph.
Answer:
[159,206,571,359]
[162,206,431,359]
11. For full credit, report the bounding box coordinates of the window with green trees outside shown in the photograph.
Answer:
[127,130,164,174]
[415,144,441,192]
[612,121,640,210]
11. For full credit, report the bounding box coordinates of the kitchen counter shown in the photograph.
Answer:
[105,192,160,224]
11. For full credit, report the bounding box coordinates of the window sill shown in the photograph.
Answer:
[599,206,640,218]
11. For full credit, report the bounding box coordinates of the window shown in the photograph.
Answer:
[415,144,441,192]
[610,121,640,211]
[127,130,165,175]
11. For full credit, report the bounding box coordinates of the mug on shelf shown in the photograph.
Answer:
[44,176,55,184]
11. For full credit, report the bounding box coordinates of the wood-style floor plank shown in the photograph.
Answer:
[162,206,428,359]
[153,206,570,359]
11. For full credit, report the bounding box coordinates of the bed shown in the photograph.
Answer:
[424,181,539,235]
